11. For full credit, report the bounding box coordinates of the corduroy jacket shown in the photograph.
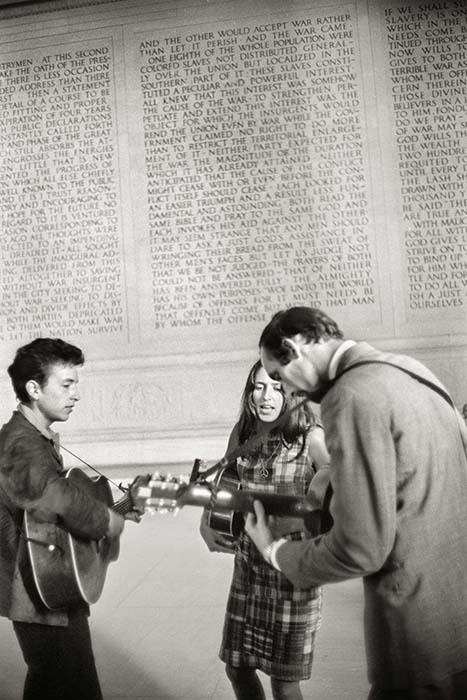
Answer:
[0,410,110,625]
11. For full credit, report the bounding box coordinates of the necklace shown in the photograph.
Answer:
[258,442,282,479]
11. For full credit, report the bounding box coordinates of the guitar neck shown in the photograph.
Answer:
[180,483,314,518]
[233,490,313,517]
[112,492,134,517]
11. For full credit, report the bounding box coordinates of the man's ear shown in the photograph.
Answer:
[25,379,40,401]
[282,337,302,359]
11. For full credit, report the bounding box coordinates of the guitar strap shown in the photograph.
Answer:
[332,358,467,461]
[59,444,127,493]
[334,359,455,408]
[310,357,464,534]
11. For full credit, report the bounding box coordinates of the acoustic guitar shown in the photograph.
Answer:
[133,468,330,537]
[23,467,148,610]
[205,464,244,541]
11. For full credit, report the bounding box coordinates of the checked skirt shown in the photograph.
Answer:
[219,530,322,681]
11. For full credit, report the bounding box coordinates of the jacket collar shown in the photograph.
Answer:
[328,340,357,380]
[16,404,60,451]
[332,342,379,377]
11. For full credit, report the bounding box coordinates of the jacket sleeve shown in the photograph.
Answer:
[1,433,109,541]
[276,379,397,587]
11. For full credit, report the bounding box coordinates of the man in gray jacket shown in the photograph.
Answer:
[245,306,467,700]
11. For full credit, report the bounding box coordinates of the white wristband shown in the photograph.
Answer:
[270,538,288,570]
[262,542,274,564]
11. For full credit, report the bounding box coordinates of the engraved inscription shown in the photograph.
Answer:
[137,11,377,331]
[0,43,124,343]
[384,1,467,312]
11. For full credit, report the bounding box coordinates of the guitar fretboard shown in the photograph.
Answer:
[112,493,133,516]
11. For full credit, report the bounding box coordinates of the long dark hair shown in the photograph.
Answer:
[236,360,316,456]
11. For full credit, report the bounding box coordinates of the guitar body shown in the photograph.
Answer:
[24,467,117,610]
[206,465,244,540]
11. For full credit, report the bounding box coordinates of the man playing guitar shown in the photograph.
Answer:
[0,338,126,700]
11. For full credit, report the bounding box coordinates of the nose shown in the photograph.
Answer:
[71,386,80,402]
[263,383,275,400]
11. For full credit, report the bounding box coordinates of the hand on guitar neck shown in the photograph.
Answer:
[105,480,146,538]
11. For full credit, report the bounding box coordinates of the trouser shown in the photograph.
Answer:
[13,611,103,700]
[367,669,467,700]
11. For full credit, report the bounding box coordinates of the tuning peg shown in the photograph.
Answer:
[149,479,169,490]
[151,471,162,481]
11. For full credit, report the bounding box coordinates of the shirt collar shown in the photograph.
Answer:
[328,340,357,381]
[17,403,60,448]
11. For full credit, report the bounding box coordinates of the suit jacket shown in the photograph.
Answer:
[0,411,110,625]
[276,342,467,688]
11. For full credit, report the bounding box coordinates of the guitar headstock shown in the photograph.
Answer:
[132,473,190,514]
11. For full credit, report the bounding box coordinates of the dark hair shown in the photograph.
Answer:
[259,306,343,364]
[237,359,316,452]
[7,338,84,404]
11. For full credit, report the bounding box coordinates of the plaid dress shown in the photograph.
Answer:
[219,433,322,681]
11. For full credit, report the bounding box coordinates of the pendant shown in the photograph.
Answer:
[259,463,269,478]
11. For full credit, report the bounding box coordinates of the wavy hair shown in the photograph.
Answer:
[236,360,316,459]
